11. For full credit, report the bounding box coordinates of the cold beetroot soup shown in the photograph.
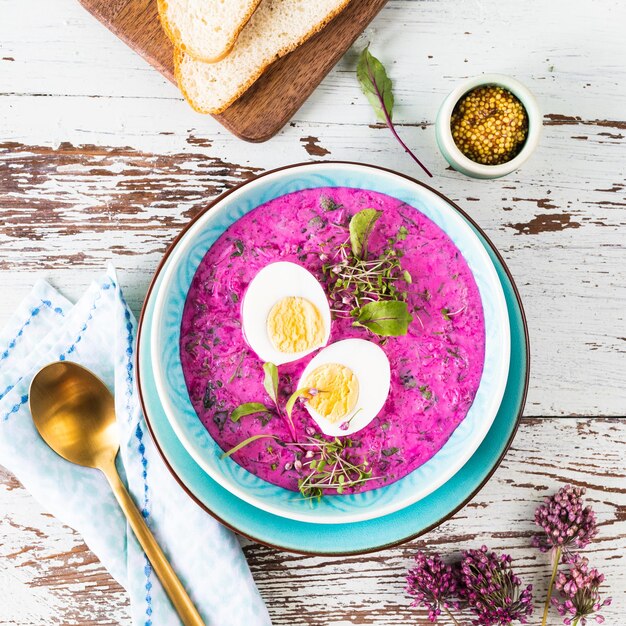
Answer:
[180,187,485,496]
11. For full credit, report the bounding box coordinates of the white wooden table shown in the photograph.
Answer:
[1,0,624,623]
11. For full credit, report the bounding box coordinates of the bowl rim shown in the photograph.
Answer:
[436,73,542,179]
[140,161,510,524]
[134,161,531,557]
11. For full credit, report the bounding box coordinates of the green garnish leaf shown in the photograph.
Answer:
[263,362,279,404]
[228,353,245,383]
[353,300,413,336]
[403,269,412,284]
[231,239,244,257]
[357,46,394,122]
[320,196,342,212]
[290,435,378,500]
[221,434,279,459]
[349,208,382,260]
[356,46,432,178]
[382,447,400,457]
[419,385,433,401]
[285,387,313,418]
[230,402,270,423]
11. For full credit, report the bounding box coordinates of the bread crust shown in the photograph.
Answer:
[175,0,353,115]
[158,0,263,64]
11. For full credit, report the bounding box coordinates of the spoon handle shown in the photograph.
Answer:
[102,461,206,626]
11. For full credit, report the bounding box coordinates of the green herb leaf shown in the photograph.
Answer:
[353,300,413,336]
[381,447,400,457]
[263,362,279,404]
[285,387,313,418]
[230,402,270,423]
[231,239,244,257]
[402,269,412,284]
[320,196,342,212]
[419,385,433,400]
[228,353,245,383]
[356,46,432,178]
[349,208,382,260]
[357,46,394,122]
[220,434,279,459]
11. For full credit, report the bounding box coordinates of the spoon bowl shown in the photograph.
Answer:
[30,362,119,469]
[29,361,205,626]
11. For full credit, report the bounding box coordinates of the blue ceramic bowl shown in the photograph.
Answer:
[136,163,529,554]
[149,163,510,524]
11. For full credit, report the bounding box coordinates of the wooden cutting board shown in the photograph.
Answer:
[78,0,388,142]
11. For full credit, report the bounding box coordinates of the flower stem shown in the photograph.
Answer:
[541,546,562,626]
[443,606,462,626]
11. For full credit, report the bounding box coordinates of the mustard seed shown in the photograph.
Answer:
[450,85,529,165]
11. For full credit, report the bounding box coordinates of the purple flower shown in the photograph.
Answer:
[406,551,460,623]
[552,555,612,625]
[460,546,533,625]
[532,485,597,556]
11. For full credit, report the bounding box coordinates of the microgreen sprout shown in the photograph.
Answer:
[321,209,413,336]
[339,407,363,431]
[287,436,377,500]
[320,195,343,212]
[262,362,297,439]
[442,305,466,321]
[221,434,279,460]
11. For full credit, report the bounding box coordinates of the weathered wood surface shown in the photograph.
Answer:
[0,0,625,623]
[2,0,624,416]
[77,0,389,141]
[1,418,624,625]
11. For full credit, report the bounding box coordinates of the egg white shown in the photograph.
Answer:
[241,261,331,365]
[298,338,391,437]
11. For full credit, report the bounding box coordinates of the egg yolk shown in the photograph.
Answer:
[303,363,359,423]
[267,296,325,354]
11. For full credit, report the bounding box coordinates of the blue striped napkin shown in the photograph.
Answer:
[0,267,272,626]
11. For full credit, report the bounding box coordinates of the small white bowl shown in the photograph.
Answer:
[435,74,541,179]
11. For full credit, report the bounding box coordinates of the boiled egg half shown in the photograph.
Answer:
[298,338,391,437]
[241,261,331,365]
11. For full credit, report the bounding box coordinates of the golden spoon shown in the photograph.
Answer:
[29,361,205,626]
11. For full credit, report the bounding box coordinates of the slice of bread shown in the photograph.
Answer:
[158,0,262,63]
[175,0,352,114]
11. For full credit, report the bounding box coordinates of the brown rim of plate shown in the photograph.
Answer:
[135,160,530,556]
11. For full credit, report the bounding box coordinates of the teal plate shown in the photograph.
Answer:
[136,162,529,555]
